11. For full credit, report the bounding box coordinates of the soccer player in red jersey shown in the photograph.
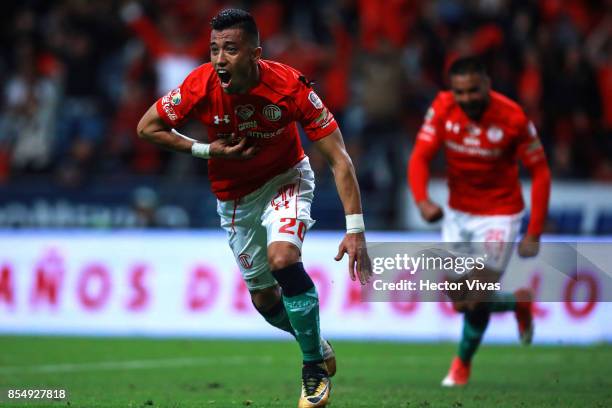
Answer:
[408,57,551,386]
[137,9,371,408]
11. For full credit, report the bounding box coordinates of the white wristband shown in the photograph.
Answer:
[346,214,365,234]
[191,142,211,159]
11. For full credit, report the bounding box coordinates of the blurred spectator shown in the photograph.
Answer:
[0,40,58,181]
[105,79,163,174]
[354,43,409,222]
[51,27,105,187]
[120,0,218,96]
[358,0,414,51]
[44,1,125,186]
[543,46,603,177]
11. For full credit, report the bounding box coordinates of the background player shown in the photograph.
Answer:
[408,56,551,387]
[137,9,371,408]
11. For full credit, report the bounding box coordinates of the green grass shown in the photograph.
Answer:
[0,336,610,407]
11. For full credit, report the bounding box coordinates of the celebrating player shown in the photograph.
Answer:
[408,56,551,386]
[137,9,371,408]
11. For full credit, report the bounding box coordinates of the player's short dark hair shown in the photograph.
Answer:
[211,8,259,47]
[449,56,488,77]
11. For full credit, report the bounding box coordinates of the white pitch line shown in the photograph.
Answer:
[0,352,562,375]
[0,356,273,375]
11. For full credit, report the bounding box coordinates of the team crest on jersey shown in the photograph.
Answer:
[486,126,504,143]
[238,253,253,269]
[308,91,323,110]
[236,104,255,120]
[170,88,181,105]
[263,104,282,121]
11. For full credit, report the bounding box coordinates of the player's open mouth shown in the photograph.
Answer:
[217,69,232,88]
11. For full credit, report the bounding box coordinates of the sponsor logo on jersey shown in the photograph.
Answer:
[308,91,323,110]
[238,121,257,131]
[421,124,436,136]
[425,107,435,122]
[418,132,435,142]
[314,108,327,124]
[170,88,181,105]
[314,107,333,129]
[263,104,282,121]
[526,139,543,153]
[463,136,481,146]
[446,140,502,157]
[236,104,255,120]
[464,124,482,146]
[213,114,231,124]
[487,126,504,143]
[247,127,286,139]
[161,94,178,121]
[238,253,253,269]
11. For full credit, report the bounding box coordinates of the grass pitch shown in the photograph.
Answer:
[0,336,610,407]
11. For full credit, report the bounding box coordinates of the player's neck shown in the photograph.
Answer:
[234,63,260,95]
[467,98,490,122]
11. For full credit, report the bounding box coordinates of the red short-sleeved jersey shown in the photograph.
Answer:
[156,59,338,200]
[414,90,547,215]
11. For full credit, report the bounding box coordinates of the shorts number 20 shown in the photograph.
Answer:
[279,218,306,241]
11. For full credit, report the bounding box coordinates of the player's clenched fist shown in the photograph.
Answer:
[517,234,540,258]
[210,135,260,160]
[417,199,444,223]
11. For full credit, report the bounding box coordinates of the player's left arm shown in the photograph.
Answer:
[293,79,371,284]
[517,120,552,257]
[313,129,372,285]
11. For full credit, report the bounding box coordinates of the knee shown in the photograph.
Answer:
[453,300,472,313]
[268,243,300,271]
[453,300,486,313]
[268,253,296,271]
[250,285,281,311]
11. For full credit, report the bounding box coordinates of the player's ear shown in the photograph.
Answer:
[483,75,491,90]
[252,47,262,62]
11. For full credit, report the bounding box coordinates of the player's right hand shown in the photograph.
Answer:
[417,199,443,223]
[210,135,260,160]
[517,234,540,258]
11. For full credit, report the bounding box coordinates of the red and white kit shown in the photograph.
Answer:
[155,60,338,288]
[410,91,550,270]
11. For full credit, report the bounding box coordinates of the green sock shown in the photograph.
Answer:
[458,308,490,363]
[282,287,323,363]
[257,300,295,336]
[487,292,516,312]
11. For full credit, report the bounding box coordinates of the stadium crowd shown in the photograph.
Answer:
[0,0,610,226]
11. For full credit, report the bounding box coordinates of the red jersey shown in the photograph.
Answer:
[410,90,547,217]
[156,59,338,200]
